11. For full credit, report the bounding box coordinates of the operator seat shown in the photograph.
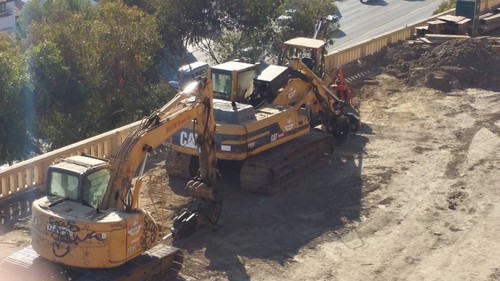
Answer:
[301,57,315,72]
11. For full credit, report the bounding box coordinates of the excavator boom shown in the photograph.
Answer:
[100,79,217,210]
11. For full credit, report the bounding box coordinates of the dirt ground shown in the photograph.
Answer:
[167,75,500,281]
[1,42,500,280]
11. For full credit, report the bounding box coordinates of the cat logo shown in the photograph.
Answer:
[180,131,197,149]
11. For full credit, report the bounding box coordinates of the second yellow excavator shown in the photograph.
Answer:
[165,57,360,194]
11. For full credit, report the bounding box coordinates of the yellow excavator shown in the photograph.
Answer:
[164,15,358,194]
[278,15,336,78]
[165,58,360,194]
[2,79,221,280]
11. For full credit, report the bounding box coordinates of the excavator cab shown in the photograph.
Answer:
[209,61,258,103]
[30,155,176,270]
[279,37,326,78]
[46,155,110,209]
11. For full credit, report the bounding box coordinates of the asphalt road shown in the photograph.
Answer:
[330,0,444,52]
[182,0,445,74]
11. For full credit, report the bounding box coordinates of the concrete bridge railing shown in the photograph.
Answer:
[0,121,140,226]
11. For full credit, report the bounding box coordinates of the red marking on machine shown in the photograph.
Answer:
[287,88,296,99]
[128,221,142,236]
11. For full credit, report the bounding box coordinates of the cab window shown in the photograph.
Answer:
[82,169,110,208]
[49,172,79,200]
[212,72,232,100]
[237,69,257,102]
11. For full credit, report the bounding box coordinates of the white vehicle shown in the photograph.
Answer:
[169,61,209,90]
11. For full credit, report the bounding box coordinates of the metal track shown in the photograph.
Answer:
[240,131,333,194]
[1,244,183,281]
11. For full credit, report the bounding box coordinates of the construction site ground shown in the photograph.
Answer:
[1,40,500,280]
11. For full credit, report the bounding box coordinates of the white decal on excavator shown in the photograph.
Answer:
[127,245,138,253]
[47,222,74,237]
[271,133,278,142]
[284,120,294,131]
[180,131,197,149]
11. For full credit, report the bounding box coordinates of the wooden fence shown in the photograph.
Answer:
[481,0,500,13]
[325,9,455,70]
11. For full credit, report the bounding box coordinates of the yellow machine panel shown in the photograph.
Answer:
[31,197,162,268]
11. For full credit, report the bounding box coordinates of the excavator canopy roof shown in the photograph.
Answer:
[283,37,325,50]
[51,155,108,174]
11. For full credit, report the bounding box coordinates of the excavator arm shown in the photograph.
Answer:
[100,78,218,214]
[273,60,339,111]
[272,60,360,139]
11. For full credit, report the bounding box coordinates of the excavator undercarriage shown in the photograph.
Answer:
[239,131,333,194]
[2,244,183,281]
[166,130,333,195]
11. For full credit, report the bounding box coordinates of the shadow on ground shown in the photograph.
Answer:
[333,29,347,39]
[171,131,369,280]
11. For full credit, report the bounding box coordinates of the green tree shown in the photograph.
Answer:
[27,41,80,148]
[433,0,456,15]
[208,0,338,64]
[0,33,28,164]
[122,0,218,73]
[17,0,93,38]
[25,0,165,149]
[89,1,164,133]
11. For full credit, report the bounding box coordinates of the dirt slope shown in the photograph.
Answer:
[163,75,499,281]
[343,38,500,93]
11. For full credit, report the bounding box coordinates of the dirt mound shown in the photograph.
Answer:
[342,39,500,92]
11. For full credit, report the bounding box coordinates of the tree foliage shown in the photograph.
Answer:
[207,0,338,64]
[0,33,28,164]
[17,0,93,38]
[433,0,456,15]
[2,0,339,163]
[24,0,165,149]
[122,0,337,65]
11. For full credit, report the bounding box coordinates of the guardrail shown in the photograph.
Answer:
[0,120,140,228]
[481,0,500,13]
[0,8,459,228]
